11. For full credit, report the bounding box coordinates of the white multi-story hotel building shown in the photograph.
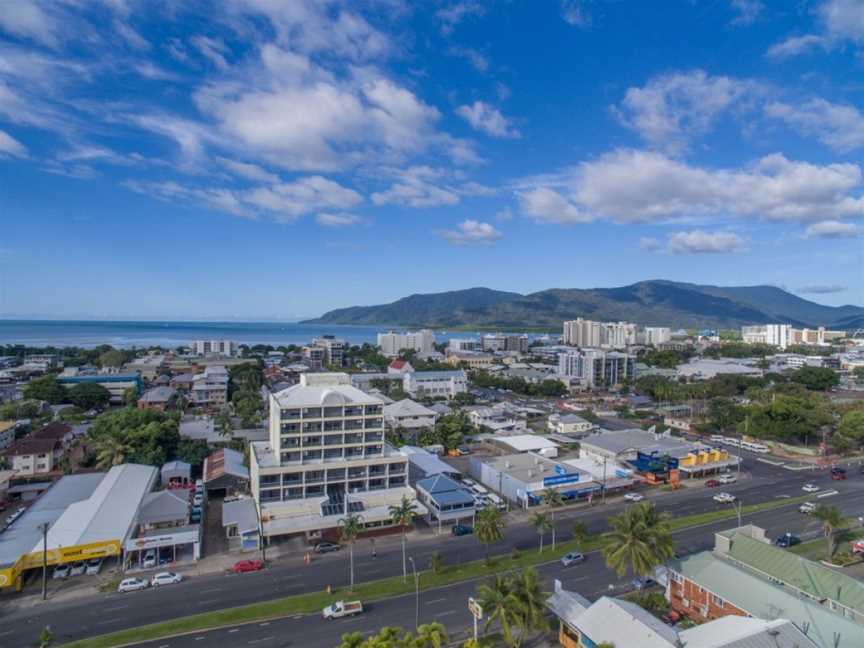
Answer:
[192,340,237,357]
[742,324,845,349]
[377,330,436,357]
[563,319,636,349]
[643,327,672,346]
[250,373,423,540]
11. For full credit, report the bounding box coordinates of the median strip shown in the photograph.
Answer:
[59,494,812,648]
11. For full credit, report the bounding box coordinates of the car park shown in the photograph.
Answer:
[151,572,183,587]
[623,493,644,502]
[799,502,817,514]
[232,559,264,573]
[85,558,103,575]
[143,549,157,569]
[713,492,736,503]
[705,479,720,488]
[313,542,341,554]
[69,561,86,577]
[774,534,801,548]
[561,552,585,566]
[117,577,149,593]
[802,483,819,493]
[52,564,71,580]
[451,524,473,536]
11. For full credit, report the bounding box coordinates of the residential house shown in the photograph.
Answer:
[3,422,72,476]
[383,399,438,433]
[191,365,229,409]
[403,370,468,399]
[414,474,475,531]
[547,413,595,436]
[137,386,178,412]
[387,359,414,375]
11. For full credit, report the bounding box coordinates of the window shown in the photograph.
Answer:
[670,571,683,584]
[711,594,725,608]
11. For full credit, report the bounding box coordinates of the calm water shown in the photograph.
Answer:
[0,320,515,349]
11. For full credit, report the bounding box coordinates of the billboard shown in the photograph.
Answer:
[542,472,580,487]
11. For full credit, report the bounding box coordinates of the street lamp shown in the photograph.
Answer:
[39,522,49,601]
[408,556,419,630]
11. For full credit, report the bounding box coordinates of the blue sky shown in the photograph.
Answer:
[0,0,863,320]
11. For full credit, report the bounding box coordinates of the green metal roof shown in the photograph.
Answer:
[726,534,864,616]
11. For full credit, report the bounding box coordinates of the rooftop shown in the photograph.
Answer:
[222,498,258,535]
[384,399,437,419]
[139,386,177,404]
[137,490,189,526]
[401,446,461,478]
[415,474,475,507]
[496,434,559,453]
[204,448,249,482]
[273,373,382,408]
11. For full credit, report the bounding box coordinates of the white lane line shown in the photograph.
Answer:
[195,637,206,641]
[103,605,129,612]
[228,628,240,633]
[427,598,447,605]
[158,644,170,648]
[249,638,275,645]
[434,610,458,618]
[0,631,15,637]
[259,622,271,626]
[571,576,590,582]
[96,620,118,626]
[197,599,220,605]
[199,587,222,594]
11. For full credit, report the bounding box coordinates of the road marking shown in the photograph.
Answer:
[195,637,206,641]
[817,490,839,498]
[197,599,220,605]
[104,605,129,612]
[158,644,169,648]
[571,576,589,582]
[0,631,14,637]
[259,622,271,626]
[435,610,458,618]
[228,628,240,633]
[291,615,303,619]
[427,598,447,604]
[199,587,222,594]
[96,620,117,626]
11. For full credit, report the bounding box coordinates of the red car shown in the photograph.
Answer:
[831,471,847,481]
[705,479,720,488]
[232,559,264,573]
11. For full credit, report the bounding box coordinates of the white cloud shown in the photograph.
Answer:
[639,237,661,251]
[730,0,764,26]
[767,0,864,59]
[797,284,847,294]
[495,207,513,221]
[437,220,502,245]
[371,166,460,208]
[448,46,489,72]
[0,0,57,46]
[803,220,863,239]
[316,212,364,228]
[615,70,762,154]
[667,230,747,254]
[766,34,827,60]
[765,98,864,152]
[455,101,520,138]
[437,2,486,35]
[0,129,27,157]
[191,35,230,70]
[217,157,280,183]
[561,1,590,28]
[516,187,592,224]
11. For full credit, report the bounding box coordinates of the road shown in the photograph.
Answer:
[0,463,860,647]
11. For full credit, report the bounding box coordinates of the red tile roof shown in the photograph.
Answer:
[389,359,407,369]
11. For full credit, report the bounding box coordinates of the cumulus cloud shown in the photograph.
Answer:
[437,220,502,245]
[797,284,847,294]
[615,70,762,154]
[666,230,747,255]
[516,187,592,224]
[455,101,520,138]
[0,129,27,157]
[765,98,864,152]
[767,0,864,59]
[315,212,364,228]
[517,149,864,225]
[370,166,491,208]
[803,220,863,239]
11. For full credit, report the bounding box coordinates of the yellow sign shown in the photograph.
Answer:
[19,539,122,570]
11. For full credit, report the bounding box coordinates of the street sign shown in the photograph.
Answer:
[468,597,483,620]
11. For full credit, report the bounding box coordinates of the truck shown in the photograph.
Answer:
[322,600,363,620]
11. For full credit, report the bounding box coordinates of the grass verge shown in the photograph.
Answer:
[61,494,811,648]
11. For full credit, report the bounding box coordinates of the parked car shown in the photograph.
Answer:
[85,558,103,576]
[831,468,847,481]
[151,572,183,587]
[457,445,471,455]
[802,483,820,493]
[451,524,473,536]
[52,564,71,580]
[799,502,817,515]
[232,559,264,573]
[313,542,341,554]
[69,561,86,577]
[774,534,801,548]
[623,493,644,502]
[631,576,657,590]
[193,494,204,506]
[143,550,157,569]
[117,577,149,593]
[705,479,721,488]
[322,600,363,620]
[561,552,585,567]
[717,474,737,485]
[713,492,736,503]
[661,610,681,625]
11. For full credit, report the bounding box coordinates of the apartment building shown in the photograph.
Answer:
[403,370,468,399]
[563,319,636,349]
[192,340,237,357]
[301,345,325,370]
[250,373,422,539]
[481,334,529,353]
[191,365,229,408]
[643,326,672,345]
[377,330,436,357]
[311,336,347,367]
[449,338,480,352]
[558,349,636,388]
[742,324,846,349]
[4,422,72,476]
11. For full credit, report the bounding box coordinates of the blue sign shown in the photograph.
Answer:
[554,464,566,476]
[543,472,580,487]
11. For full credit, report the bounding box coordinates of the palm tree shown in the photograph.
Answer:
[475,507,506,565]
[530,511,551,553]
[414,623,448,648]
[429,550,443,575]
[571,520,590,551]
[542,488,565,550]
[814,504,845,561]
[476,574,520,647]
[34,626,53,648]
[389,495,417,582]
[337,632,365,648]
[602,502,674,593]
[94,434,129,469]
[511,568,548,641]
[338,512,365,591]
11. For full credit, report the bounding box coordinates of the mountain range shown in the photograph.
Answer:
[304,281,864,331]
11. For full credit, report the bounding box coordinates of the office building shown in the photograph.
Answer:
[56,370,143,405]
[377,330,435,357]
[250,373,423,539]
[742,324,846,349]
[192,340,237,357]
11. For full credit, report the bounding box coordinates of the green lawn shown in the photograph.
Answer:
[60,494,811,648]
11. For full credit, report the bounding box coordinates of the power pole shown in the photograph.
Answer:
[39,522,49,601]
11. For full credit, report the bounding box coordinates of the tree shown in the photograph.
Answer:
[706,397,745,432]
[602,502,675,593]
[389,495,417,583]
[429,550,443,575]
[123,386,139,406]
[98,349,127,368]
[215,410,233,438]
[176,438,210,468]
[474,507,506,565]
[854,366,864,385]
[530,511,551,553]
[476,574,520,648]
[791,366,840,391]
[338,512,365,591]
[87,408,181,467]
[415,623,448,648]
[34,625,53,648]
[93,434,131,469]
[511,568,548,642]
[835,409,864,451]
[541,488,564,550]
[814,505,844,561]
[66,383,111,410]
[23,376,67,404]
[571,520,590,551]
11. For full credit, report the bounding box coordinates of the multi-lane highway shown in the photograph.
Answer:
[0,461,860,647]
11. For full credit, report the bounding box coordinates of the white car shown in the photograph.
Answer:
[143,550,157,569]
[802,483,819,493]
[69,561,86,576]
[52,564,71,580]
[713,492,736,503]
[151,572,183,587]
[623,493,644,502]
[117,577,149,593]
[717,474,737,485]
[799,502,817,514]
[85,558,103,575]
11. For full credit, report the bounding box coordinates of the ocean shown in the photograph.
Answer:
[0,320,519,349]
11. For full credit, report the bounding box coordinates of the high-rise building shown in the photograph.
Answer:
[250,373,421,540]
[192,340,237,357]
[563,319,635,349]
[449,338,480,352]
[481,334,529,353]
[643,327,672,346]
[312,336,347,367]
[377,330,436,357]
[558,349,636,388]
[301,345,325,370]
[740,324,844,350]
